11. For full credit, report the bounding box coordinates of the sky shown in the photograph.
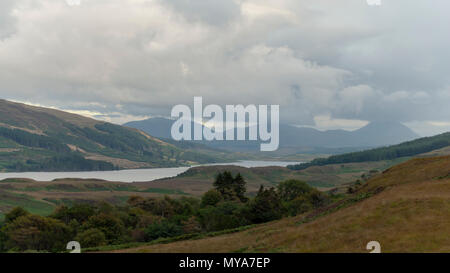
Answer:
[0,0,450,136]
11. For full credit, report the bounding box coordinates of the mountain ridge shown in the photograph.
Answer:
[0,99,228,172]
[124,117,419,151]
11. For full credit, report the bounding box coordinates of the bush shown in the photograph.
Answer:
[201,189,223,207]
[198,201,249,232]
[82,213,126,244]
[277,180,314,202]
[51,204,96,224]
[130,229,147,242]
[144,221,182,241]
[75,228,106,248]
[4,207,29,224]
[284,196,313,216]
[3,214,71,252]
[246,186,283,223]
[307,191,330,208]
[182,216,202,234]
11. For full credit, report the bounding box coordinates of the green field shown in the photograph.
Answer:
[0,191,55,220]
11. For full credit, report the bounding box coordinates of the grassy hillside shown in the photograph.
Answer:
[0,178,190,221]
[142,159,406,196]
[0,99,231,172]
[289,132,450,170]
[1,146,442,220]
[110,155,450,253]
[0,158,403,220]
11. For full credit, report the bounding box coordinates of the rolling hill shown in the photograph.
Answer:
[289,131,450,170]
[0,99,230,172]
[108,155,450,253]
[124,118,419,152]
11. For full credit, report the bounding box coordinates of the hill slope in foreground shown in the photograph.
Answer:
[0,99,229,171]
[112,156,450,253]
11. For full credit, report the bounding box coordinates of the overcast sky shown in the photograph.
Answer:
[1,0,450,136]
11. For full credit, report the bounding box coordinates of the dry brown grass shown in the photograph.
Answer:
[111,156,450,253]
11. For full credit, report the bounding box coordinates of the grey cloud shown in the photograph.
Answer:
[0,0,17,39]
[0,0,450,136]
[161,0,240,26]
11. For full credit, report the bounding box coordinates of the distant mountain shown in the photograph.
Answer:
[124,117,174,139]
[124,118,419,152]
[0,100,227,172]
[280,121,419,148]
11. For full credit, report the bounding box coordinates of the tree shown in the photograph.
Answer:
[0,226,7,252]
[75,228,106,248]
[144,220,182,241]
[51,204,96,225]
[307,190,329,208]
[82,213,126,244]
[124,207,147,228]
[127,196,175,217]
[201,189,223,207]
[213,172,226,194]
[4,207,29,224]
[181,216,202,234]
[127,195,146,207]
[277,180,329,216]
[137,214,163,229]
[3,214,71,252]
[213,171,248,202]
[213,171,235,200]
[284,196,313,216]
[197,202,248,232]
[233,173,248,202]
[277,180,313,202]
[247,185,283,223]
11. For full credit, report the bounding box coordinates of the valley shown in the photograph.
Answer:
[106,155,450,253]
[0,100,449,253]
[0,157,411,221]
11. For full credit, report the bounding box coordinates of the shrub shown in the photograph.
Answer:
[201,189,223,207]
[277,180,314,202]
[82,213,126,244]
[144,221,182,241]
[246,186,283,223]
[182,216,202,234]
[197,202,248,232]
[4,207,29,224]
[284,196,313,216]
[51,204,96,225]
[3,214,71,252]
[75,228,106,248]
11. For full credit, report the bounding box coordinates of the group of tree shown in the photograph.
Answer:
[7,154,116,172]
[288,132,450,170]
[0,172,330,252]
